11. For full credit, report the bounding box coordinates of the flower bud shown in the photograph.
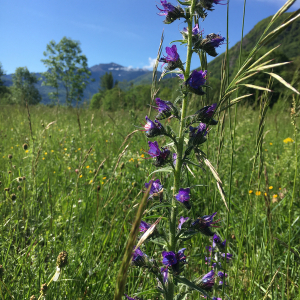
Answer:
[40,283,48,295]
[11,194,17,200]
[22,143,28,150]
[17,186,22,191]
[8,154,12,160]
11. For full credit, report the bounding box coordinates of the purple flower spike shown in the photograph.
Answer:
[162,251,177,266]
[191,212,220,236]
[221,252,233,262]
[160,267,168,283]
[139,220,151,233]
[189,122,207,145]
[185,70,207,95]
[182,24,202,35]
[218,271,228,278]
[157,0,185,24]
[178,216,189,230]
[213,234,226,251]
[206,103,217,117]
[212,297,222,300]
[125,295,141,300]
[186,103,218,128]
[146,141,171,167]
[175,188,191,209]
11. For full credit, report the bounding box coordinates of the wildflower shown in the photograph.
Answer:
[159,45,183,71]
[273,194,278,198]
[264,192,267,196]
[160,267,168,283]
[147,141,170,167]
[162,248,186,275]
[132,247,148,267]
[42,157,45,160]
[51,150,54,153]
[195,270,215,291]
[283,137,294,143]
[157,0,185,24]
[178,216,189,230]
[221,252,233,262]
[79,175,83,178]
[249,190,253,194]
[45,152,47,155]
[191,212,220,236]
[184,70,207,95]
[200,33,225,57]
[152,98,178,120]
[86,166,89,169]
[145,179,163,198]
[175,188,191,209]
[269,186,273,190]
[255,191,261,196]
[64,148,67,150]
[189,122,207,145]
[143,116,164,138]
[213,234,226,251]
[270,142,273,145]
[139,220,151,233]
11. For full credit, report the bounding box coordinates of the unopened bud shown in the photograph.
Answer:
[120,162,125,170]
[22,143,28,150]
[4,188,10,192]
[17,186,22,191]
[11,194,17,200]
[97,185,100,191]
[22,176,26,181]
[8,154,12,160]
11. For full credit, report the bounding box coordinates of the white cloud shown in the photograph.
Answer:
[256,0,300,8]
[142,57,157,70]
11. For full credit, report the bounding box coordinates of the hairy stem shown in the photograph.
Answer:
[167,2,196,299]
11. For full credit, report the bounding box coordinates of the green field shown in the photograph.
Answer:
[0,101,299,299]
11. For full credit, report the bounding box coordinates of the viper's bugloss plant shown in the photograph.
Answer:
[117,0,300,299]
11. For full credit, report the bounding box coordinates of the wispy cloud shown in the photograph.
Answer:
[142,57,157,70]
[256,0,300,8]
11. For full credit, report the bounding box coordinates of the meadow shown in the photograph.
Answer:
[0,100,299,299]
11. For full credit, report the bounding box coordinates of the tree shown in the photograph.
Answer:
[0,63,12,104]
[99,72,114,91]
[11,67,42,105]
[41,37,92,105]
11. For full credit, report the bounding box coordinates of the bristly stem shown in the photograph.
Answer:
[168,2,196,299]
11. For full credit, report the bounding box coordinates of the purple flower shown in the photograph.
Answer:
[143,116,163,138]
[198,0,226,11]
[162,249,187,275]
[145,179,163,198]
[139,220,151,233]
[175,188,191,209]
[213,234,226,251]
[189,123,207,143]
[178,216,189,230]
[157,0,185,24]
[162,251,177,266]
[177,73,184,80]
[217,271,228,278]
[191,212,220,236]
[153,98,178,120]
[184,70,207,95]
[182,24,202,35]
[206,103,217,117]
[186,103,218,128]
[221,252,233,262]
[147,141,170,167]
[160,267,168,283]
[197,270,215,291]
[160,45,179,63]
[212,298,222,300]
[160,45,183,71]
[132,247,147,267]
[201,33,225,57]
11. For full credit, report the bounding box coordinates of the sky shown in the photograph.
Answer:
[0,0,299,75]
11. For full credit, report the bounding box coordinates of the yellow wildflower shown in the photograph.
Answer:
[45,152,47,155]
[42,157,45,160]
[279,187,282,190]
[78,148,81,150]
[255,191,261,196]
[79,175,83,178]
[53,171,56,174]
[106,140,108,143]
[68,167,71,170]
[25,150,29,153]
[89,179,93,184]
[103,177,107,180]
[64,148,67,150]
[249,190,253,194]
[86,166,89,169]
[269,143,273,145]
[273,194,278,198]
[141,154,145,158]
[269,186,273,190]
[51,150,54,153]
[283,137,294,144]
[264,192,267,196]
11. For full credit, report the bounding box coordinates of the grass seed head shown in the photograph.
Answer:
[56,251,68,268]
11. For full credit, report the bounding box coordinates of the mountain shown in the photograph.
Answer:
[1,63,158,105]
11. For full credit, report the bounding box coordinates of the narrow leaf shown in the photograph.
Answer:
[271,0,297,22]
[149,166,174,176]
[235,72,259,84]
[219,94,253,112]
[175,276,212,299]
[265,72,300,94]
[247,44,281,70]
[254,61,291,71]
[240,84,272,92]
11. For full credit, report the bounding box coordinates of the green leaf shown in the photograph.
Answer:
[175,276,212,299]
[178,229,198,241]
[149,166,174,176]
[265,72,300,95]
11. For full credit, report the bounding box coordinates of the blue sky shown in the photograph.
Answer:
[0,0,299,74]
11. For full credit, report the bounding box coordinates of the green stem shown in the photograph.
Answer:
[167,2,196,299]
